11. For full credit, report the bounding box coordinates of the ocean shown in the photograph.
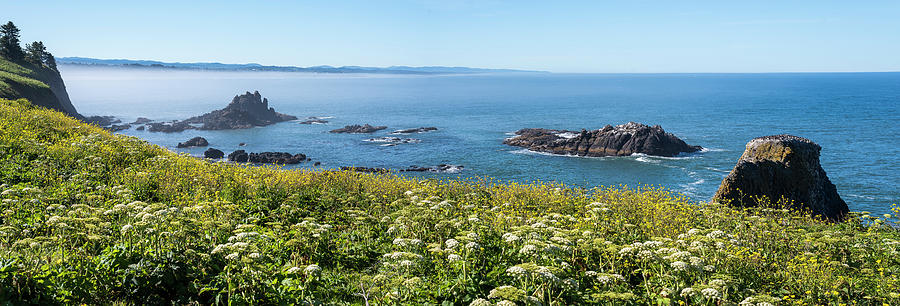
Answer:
[60,66,900,214]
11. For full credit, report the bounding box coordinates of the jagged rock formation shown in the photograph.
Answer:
[176,136,208,148]
[330,124,387,134]
[185,91,297,130]
[227,150,306,164]
[712,135,849,220]
[204,148,224,159]
[391,127,437,134]
[504,122,701,157]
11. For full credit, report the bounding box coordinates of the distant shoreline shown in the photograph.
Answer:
[57,57,547,75]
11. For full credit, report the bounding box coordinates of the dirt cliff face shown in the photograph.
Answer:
[712,134,849,220]
[504,122,702,157]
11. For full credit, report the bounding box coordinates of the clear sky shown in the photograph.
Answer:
[2,1,899,73]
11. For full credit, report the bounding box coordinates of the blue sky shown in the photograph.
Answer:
[2,1,899,72]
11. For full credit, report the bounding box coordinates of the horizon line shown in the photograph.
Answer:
[57,56,900,75]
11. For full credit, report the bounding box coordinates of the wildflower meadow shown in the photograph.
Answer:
[1,97,899,305]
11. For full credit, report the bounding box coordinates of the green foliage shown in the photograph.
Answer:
[0,98,899,305]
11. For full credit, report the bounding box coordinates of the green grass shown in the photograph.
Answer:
[0,98,898,305]
[0,59,53,102]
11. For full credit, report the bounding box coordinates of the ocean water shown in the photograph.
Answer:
[60,66,900,214]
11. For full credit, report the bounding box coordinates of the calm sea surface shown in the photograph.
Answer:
[60,66,900,214]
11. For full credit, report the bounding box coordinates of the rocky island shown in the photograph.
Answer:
[712,134,849,220]
[504,122,701,157]
[185,91,297,130]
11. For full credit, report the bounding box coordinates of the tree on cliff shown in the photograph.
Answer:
[44,52,57,70]
[0,21,25,61]
[25,41,47,66]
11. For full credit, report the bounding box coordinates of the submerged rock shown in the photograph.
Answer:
[391,127,437,134]
[177,136,209,148]
[330,124,387,134]
[204,148,225,159]
[341,166,390,173]
[299,117,329,124]
[504,122,701,157]
[185,91,297,130]
[364,137,421,145]
[712,135,849,220]
[401,164,464,173]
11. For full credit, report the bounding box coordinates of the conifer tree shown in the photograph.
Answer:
[0,21,25,61]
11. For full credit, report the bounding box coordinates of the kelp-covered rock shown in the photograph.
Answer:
[185,91,297,130]
[504,122,701,157]
[712,135,849,220]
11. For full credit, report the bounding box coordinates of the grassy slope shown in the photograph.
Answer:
[0,59,60,112]
[0,98,898,305]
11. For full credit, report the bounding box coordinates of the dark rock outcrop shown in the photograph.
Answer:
[204,148,225,159]
[135,125,145,131]
[391,127,437,134]
[227,150,306,164]
[177,136,209,148]
[185,91,297,130]
[248,152,306,164]
[330,124,387,134]
[228,150,249,162]
[504,122,701,157]
[712,135,849,220]
[147,121,194,133]
[131,117,153,124]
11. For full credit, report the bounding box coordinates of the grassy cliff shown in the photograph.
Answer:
[0,59,79,118]
[0,98,898,305]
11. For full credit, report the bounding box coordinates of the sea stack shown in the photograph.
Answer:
[712,135,849,220]
[185,91,297,130]
[504,122,701,157]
